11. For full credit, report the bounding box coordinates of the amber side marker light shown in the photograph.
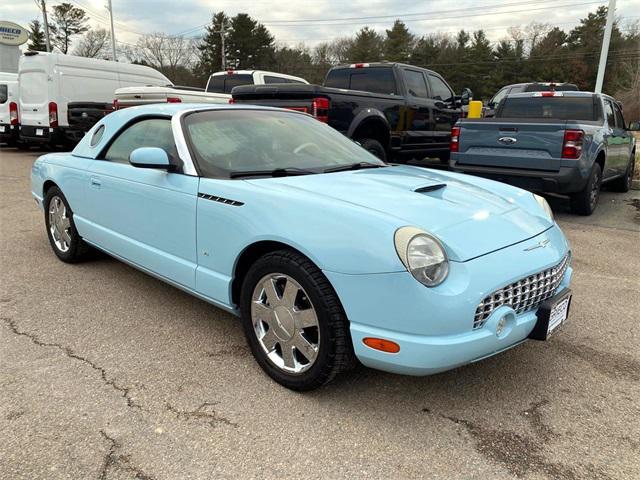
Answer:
[363,337,400,353]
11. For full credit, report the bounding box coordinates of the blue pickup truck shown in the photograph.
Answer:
[450,91,637,215]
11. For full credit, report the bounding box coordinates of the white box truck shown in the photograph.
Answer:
[0,72,19,146]
[18,51,171,147]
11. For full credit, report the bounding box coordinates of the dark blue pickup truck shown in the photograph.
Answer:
[450,91,637,215]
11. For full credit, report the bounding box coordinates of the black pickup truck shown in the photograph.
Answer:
[232,62,471,162]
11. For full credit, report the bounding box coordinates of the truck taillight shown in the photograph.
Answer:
[228,98,235,104]
[48,102,58,128]
[311,97,329,123]
[562,129,584,159]
[450,126,461,152]
[350,63,369,68]
[166,97,181,103]
[9,102,18,125]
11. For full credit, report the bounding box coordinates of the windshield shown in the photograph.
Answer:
[184,109,385,178]
[499,96,595,121]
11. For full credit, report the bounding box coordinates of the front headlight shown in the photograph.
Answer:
[394,226,449,287]
[534,194,554,221]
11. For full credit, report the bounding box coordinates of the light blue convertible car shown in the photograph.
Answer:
[31,104,573,390]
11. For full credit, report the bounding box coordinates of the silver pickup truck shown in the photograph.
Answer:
[450,91,637,215]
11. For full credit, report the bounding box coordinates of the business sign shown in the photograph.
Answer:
[0,21,29,46]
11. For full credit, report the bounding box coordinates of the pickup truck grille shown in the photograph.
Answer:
[473,253,570,329]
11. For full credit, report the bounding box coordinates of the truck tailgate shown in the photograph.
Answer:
[457,120,567,171]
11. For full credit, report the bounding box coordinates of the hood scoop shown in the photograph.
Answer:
[414,183,446,193]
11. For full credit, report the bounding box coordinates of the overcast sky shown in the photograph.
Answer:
[3,0,640,50]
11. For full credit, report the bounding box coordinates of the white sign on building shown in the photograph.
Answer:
[0,21,28,74]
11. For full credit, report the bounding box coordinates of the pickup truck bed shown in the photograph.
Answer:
[451,92,636,215]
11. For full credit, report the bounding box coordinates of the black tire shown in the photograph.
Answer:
[570,163,602,216]
[609,153,635,193]
[240,249,356,391]
[16,141,30,150]
[43,186,92,263]
[357,138,387,162]
[437,151,450,165]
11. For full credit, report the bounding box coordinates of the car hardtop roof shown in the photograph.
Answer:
[330,62,438,75]
[108,102,308,120]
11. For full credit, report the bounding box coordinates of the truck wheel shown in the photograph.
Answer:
[358,138,387,162]
[437,151,450,165]
[609,153,635,193]
[570,163,602,216]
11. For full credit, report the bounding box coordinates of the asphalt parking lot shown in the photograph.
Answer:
[1,147,639,480]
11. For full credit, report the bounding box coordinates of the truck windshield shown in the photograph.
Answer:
[207,74,254,94]
[499,96,595,121]
[324,67,397,95]
[184,110,385,178]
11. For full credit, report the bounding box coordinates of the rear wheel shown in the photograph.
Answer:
[609,153,635,193]
[357,138,387,162]
[570,163,602,216]
[240,250,355,390]
[44,187,92,263]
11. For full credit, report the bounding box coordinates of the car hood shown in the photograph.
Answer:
[248,165,553,262]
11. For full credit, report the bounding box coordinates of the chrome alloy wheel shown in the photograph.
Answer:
[48,196,71,253]
[251,274,320,374]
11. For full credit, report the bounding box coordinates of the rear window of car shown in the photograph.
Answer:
[0,85,7,104]
[324,67,397,95]
[207,74,254,93]
[499,96,595,121]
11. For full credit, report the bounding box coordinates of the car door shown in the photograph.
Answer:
[84,117,199,289]
[401,68,433,150]
[602,99,623,179]
[426,73,460,149]
[612,101,633,175]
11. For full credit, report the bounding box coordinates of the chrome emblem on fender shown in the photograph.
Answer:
[498,136,517,145]
[524,238,550,251]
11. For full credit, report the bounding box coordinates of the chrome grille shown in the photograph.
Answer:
[473,253,571,329]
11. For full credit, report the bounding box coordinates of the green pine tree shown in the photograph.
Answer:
[28,19,48,51]
[384,20,414,63]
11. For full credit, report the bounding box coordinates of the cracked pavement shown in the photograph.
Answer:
[1,148,639,479]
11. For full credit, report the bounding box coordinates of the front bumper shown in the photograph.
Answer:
[450,159,588,194]
[325,225,572,375]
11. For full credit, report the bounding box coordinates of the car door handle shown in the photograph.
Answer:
[90,177,102,187]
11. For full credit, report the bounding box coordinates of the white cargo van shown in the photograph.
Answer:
[0,72,19,146]
[18,52,171,147]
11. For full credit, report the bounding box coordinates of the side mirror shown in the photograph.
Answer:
[129,147,171,169]
[460,88,473,105]
[628,121,640,131]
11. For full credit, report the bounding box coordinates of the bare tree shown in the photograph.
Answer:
[135,33,197,78]
[74,28,110,58]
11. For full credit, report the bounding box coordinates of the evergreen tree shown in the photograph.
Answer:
[196,12,229,81]
[384,20,414,63]
[347,27,384,63]
[49,2,89,53]
[28,19,47,51]
[226,14,275,69]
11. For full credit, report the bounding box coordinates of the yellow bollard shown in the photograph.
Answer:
[467,100,483,118]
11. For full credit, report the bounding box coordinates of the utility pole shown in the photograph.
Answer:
[36,0,52,52]
[595,0,616,93]
[107,0,117,61]
[215,19,227,69]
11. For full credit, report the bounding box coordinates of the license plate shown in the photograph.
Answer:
[529,289,571,341]
[548,297,570,335]
[0,125,5,133]
[36,128,44,136]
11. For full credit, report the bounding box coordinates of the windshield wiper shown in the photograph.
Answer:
[229,167,316,179]
[324,162,387,173]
